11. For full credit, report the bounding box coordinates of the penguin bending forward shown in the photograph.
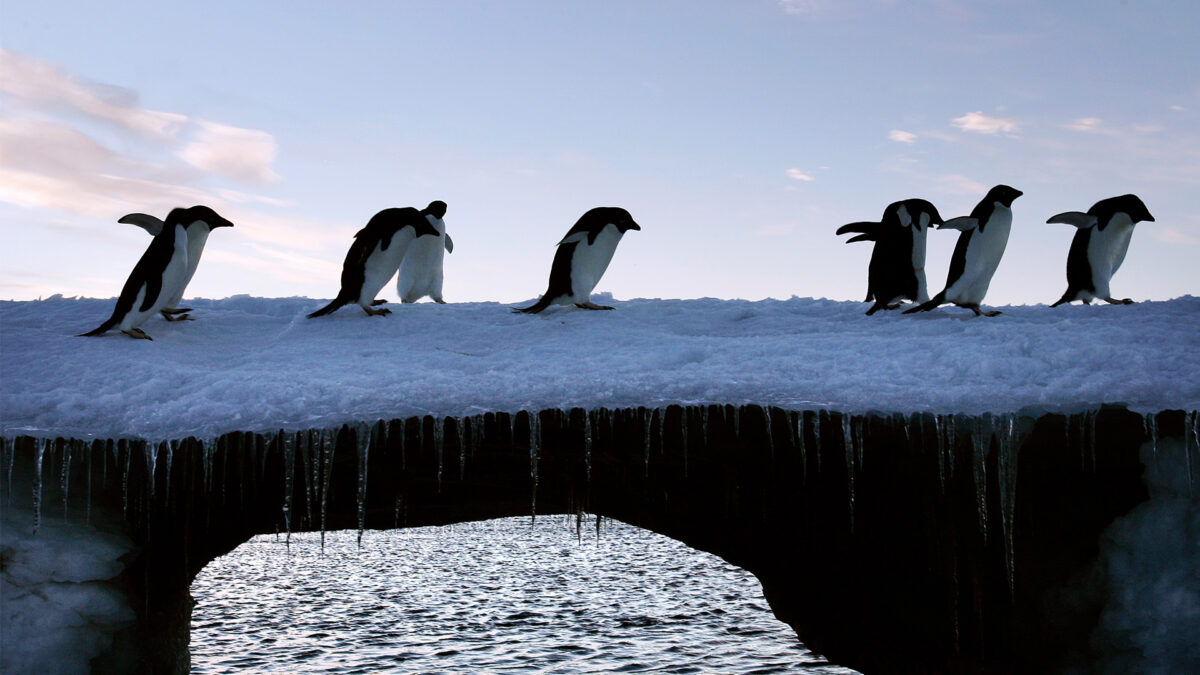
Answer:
[396,201,453,303]
[81,206,234,339]
[307,208,440,318]
[118,207,235,321]
[1047,194,1155,307]
[836,199,944,315]
[906,185,1023,317]
[513,207,641,314]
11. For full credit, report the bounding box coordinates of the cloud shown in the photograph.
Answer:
[1064,117,1123,137]
[1170,105,1186,112]
[952,111,1018,134]
[778,0,833,15]
[1152,227,1200,245]
[889,130,918,144]
[179,121,280,185]
[0,48,186,141]
[786,168,815,182]
[935,174,988,195]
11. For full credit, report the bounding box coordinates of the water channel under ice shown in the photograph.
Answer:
[190,517,859,674]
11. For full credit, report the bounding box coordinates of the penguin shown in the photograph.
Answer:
[512,207,641,314]
[80,206,234,339]
[1047,194,1155,307]
[307,207,440,318]
[836,198,944,315]
[905,184,1023,317]
[396,200,453,304]
[118,206,235,321]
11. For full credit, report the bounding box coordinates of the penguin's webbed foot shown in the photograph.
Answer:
[363,305,391,316]
[576,302,614,311]
[1105,297,1134,305]
[162,312,193,322]
[162,307,192,315]
[966,306,1001,317]
[370,299,388,306]
[433,298,447,304]
[122,328,153,340]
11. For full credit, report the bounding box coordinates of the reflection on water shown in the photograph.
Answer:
[191,516,857,673]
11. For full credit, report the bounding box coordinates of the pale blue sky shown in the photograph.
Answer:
[2,0,1197,305]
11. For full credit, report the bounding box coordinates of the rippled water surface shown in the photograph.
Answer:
[191,517,858,673]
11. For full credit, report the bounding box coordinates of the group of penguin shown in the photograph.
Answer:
[80,187,1152,340]
[80,202,641,339]
[836,187,1155,316]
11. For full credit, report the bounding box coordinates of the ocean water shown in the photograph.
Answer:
[190,516,859,673]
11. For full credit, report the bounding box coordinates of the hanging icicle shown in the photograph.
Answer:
[355,422,371,546]
[934,414,945,493]
[643,409,654,478]
[319,427,337,550]
[995,414,1021,595]
[795,411,807,484]
[841,413,855,529]
[61,439,74,519]
[972,415,990,542]
[33,438,48,535]
[763,408,775,459]
[584,409,594,483]
[529,411,541,522]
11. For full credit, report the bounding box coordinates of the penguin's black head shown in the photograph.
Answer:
[609,207,641,233]
[890,199,944,230]
[423,200,448,220]
[169,205,234,230]
[401,208,440,238]
[985,185,1023,208]
[1094,194,1155,224]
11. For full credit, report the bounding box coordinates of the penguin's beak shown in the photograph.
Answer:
[625,221,641,232]
[214,220,234,229]
[1143,212,1156,223]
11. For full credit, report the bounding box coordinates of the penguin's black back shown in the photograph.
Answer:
[1064,226,1095,295]
[867,224,918,304]
[80,223,179,335]
[559,207,637,245]
[943,228,974,290]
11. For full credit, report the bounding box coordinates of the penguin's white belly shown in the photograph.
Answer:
[170,227,211,307]
[947,217,1010,305]
[123,244,188,330]
[912,227,930,302]
[397,225,446,302]
[359,235,412,305]
[1087,219,1134,297]
[567,228,622,302]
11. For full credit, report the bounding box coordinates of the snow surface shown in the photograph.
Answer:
[2,294,1198,441]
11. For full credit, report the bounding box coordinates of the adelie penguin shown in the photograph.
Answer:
[118,208,233,321]
[1047,194,1155,307]
[513,207,641,314]
[836,199,944,315]
[906,184,1023,317]
[80,206,234,340]
[396,201,453,304]
[307,207,440,318]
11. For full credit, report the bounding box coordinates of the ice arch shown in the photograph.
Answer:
[2,405,1196,673]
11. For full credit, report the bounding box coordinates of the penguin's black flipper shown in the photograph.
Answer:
[512,297,553,314]
[903,292,946,314]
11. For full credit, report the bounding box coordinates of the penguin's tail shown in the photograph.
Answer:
[1050,288,1076,307]
[903,292,946,314]
[307,298,350,318]
[78,317,118,337]
[512,296,552,314]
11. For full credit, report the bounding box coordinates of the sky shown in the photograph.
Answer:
[1,0,1198,306]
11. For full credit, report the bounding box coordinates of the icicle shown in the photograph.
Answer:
[300,430,317,528]
[853,415,865,470]
[700,406,710,452]
[993,415,1017,594]
[763,408,775,459]
[355,422,371,546]
[795,411,807,483]
[529,411,541,522]
[657,408,666,459]
[33,438,48,535]
[4,437,13,506]
[282,431,295,546]
[813,410,823,473]
[898,413,910,443]
[841,413,855,530]
[319,428,337,550]
[732,406,742,438]
[643,409,653,477]
[85,440,94,525]
[164,440,176,506]
[61,440,73,518]
[583,410,594,482]
[934,414,945,492]
[121,440,131,518]
[145,441,158,502]
[1144,412,1159,459]
[972,416,989,541]
[434,416,444,492]
[945,414,956,480]
[680,407,689,478]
